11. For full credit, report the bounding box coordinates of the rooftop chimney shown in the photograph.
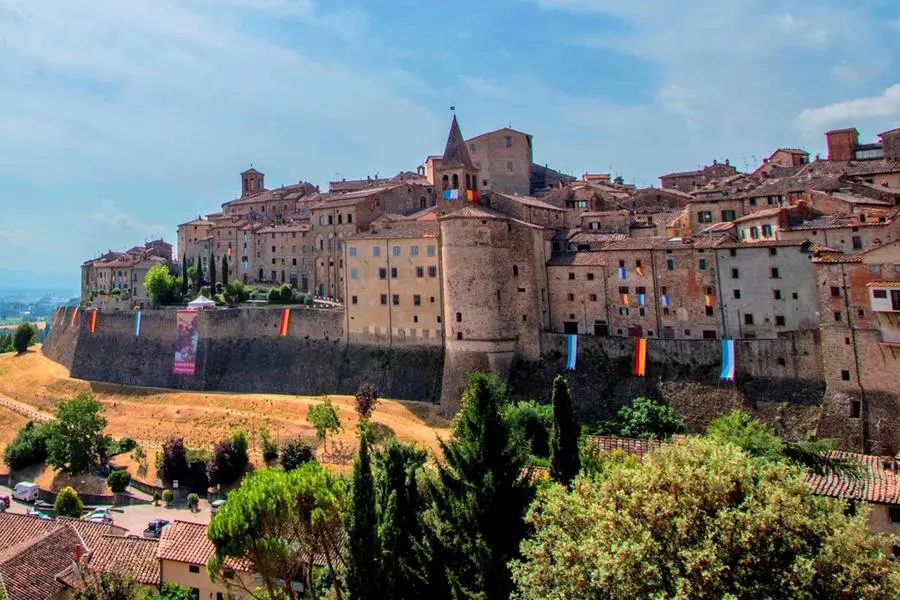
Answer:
[825,128,859,161]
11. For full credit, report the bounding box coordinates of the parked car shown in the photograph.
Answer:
[142,519,170,539]
[13,482,39,503]
[84,509,113,524]
[27,509,51,520]
[0,495,10,509]
[210,499,225,515]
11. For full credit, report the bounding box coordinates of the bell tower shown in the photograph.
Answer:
[241,167,265,198]
[434,115,480,206]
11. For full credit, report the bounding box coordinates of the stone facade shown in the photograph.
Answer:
[466,128,533,195]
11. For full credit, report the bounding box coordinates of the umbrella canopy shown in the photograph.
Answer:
[187,295,216,310]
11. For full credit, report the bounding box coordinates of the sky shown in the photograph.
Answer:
[0,0,898,290]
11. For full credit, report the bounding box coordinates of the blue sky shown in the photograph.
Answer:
[0,0,898,290]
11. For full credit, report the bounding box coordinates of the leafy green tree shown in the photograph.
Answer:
[376,441,428,600]
[144,583,195,600]
[181,253,188,296]
[707,409,783,462]
[13,323,36,353]
[190,260,202,290]
[207,430,249,485]
[46,393,108,473]
[222,280,250,306]
[280,438,315,471]
[502,400,552,459]
[346,423,380,599]
[73,571,140,600]
[279,283,293,302]
[54,485,84,518]
[209,252,217,292]
[107,469,130,493]
[144,264,175,308]
[208,463,347,600]
[549,375,580,486]
[615,396,685,440]
[307,398,342,453]
[259,426,278,462]
[424,372,534,600]
[159,437,189,485]
[3,421,50,470]
[512,437,900,599]
[221,255,229,287]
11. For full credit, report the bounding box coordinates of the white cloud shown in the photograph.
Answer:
[91,203,168,238]
[795,84,900,131]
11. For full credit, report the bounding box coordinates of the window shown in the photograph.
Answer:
[666,259,674,270]
[773,289,782,300]
[456,312,462,322]
[731,268,739,279]
[428,266,437,277]
[849,397,860,416]
[729,248,737,257]
[852,236,862,250]
[568,272,575,280]
[567,293,575,301]
[619,286,629,294]
[189,565,201,574]
[351,296,358,305]
[750,226,759,239]
[834,311,842,322]
[427,245,436,257]
[637,286,647,295]
[699,259,707,270]
[507,162,513,172]
[749,198,757,206]
[392,294,400,306]
[348,213,353,224]
[379,268,387,280]
[873,289,887,299]
[505,135,512,147]
[721,210,736,221]
[410,246,419,257]
[391,267,398,279]
[705,306,714,316]
[744,314,754,325]
[831,286,841,298]
[635,259,642,268]
[589,293,598,301]
[775,315,785,326]
[698,210,713,223]
[770,267,780,278]
[889,507,900,524]
[587,272,594,281]
[792,292,798,300]
[318,216,324,225]
[414,295,421,306]
[349,247,357,257]
[392,245,400,257]
[869,265,880,274]
[416,266,424,278]
[373,246,381,257]
[292,258,297,266]
[762,224,773,237]
[733,289,741,299]
[337,214,342,224]
[350,268,358,280]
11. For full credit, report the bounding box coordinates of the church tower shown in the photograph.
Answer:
[241,167,265,198]
[434,115,480,206]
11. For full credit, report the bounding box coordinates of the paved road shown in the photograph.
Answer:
[1,483,212,536]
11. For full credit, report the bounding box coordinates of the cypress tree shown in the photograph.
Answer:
[181,253,188,295]
[549,375,581,486]
[347,422,380,599]
[209,252,217,292]
[425,372,534,600]
[221,255,229,287]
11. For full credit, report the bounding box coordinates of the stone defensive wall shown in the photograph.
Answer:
[42,306,444,402]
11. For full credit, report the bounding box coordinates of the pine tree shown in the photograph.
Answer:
[221,255,229,287]
[549,375,580,486]
[347,422,380,599]
[377,442,428,600]
[425,372,534,600]
[181,253,188,295]
[209,252,217,292]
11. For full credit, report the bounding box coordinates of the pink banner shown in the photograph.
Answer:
[173,310,199,375]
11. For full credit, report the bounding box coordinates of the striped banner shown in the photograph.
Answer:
[636,266,644,277]
[618,267,627,279]
[89,310,97,334]
[704,294,713,307]
[632,338,647,377]
[70,307,79,327]
[134,311,142,337]
[566,334,577,370]
[720,339,735,381]
[279,308,291,337]
[638,294,645,307]
[662,295,670,307]
[621,293,629,305]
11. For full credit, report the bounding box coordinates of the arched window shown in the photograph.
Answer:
[512,265,519,277]
[441,175,449,190]
[452,174,459,190]
[465,174,471,190]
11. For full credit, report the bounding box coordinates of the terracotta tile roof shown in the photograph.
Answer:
[812,253,864,264]
[439,205,509,221]
[718,239,809,249]
[84,535,160,585]
[831,192,893,206]
[568,232,627,244]
[158,521,250,572]
[56,518,125,550]
[866,280,900,289]
[697,222,737,234]
[731,207,784,223]
[0,526,82,600]
[349,220,440,240]
[0,514,61,554]
[601,237,669,251]
[495,193,565,211]
[585,435,669,461]
[547,252,606,266]
[660,169,703,179]
[804,452,900,505]
[809,243,841,253]
[845,159,900,177]
[258,223,311,234]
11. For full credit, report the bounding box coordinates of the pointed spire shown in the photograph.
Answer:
[441,115,476,169]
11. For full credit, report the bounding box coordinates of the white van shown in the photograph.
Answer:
[13,482,39,503]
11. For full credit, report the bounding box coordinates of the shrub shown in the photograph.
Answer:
[107,469,130,493]
[13,323,36,353]
[206,431,249,486]
[355,382,379,419]
[260,426,278,462]
[303,294,314,306]
[162,489,174,504]
[267,288,282,303]
[614,396,685,440]
[280,438,314,471]
[54,486,84,518]
[117,436,136,453]
[160,438,189,485]
[152,491,161,505]
[187,493,199,509]
[279,284,294,302]
[3,421,50,471]
[503,400,553,458]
